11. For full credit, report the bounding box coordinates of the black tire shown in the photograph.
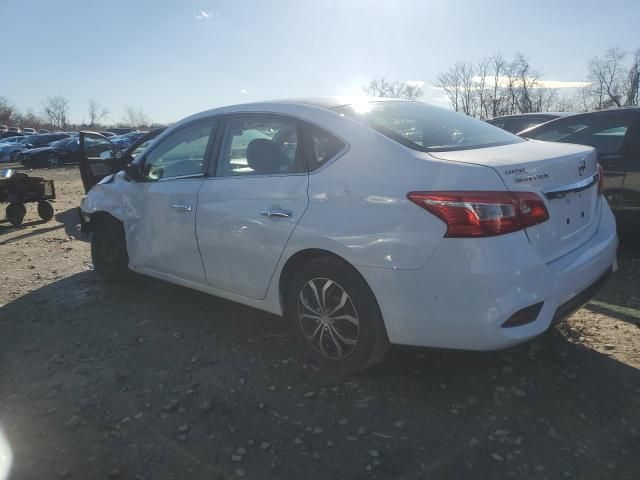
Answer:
[91,216,129,281]
[46,152,60,168]
[37,201,54,221]
[285,256,389,374]
[6,202,26,227]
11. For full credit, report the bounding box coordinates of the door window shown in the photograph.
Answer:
[144,120,215,181]
[216,115,304,177]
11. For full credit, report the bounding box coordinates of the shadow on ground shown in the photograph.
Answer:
[0,207,83,244]
[1,262,639,479]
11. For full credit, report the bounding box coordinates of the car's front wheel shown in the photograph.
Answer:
[91,216,129,280]
[286,257,389,374]
[46,152,60,168]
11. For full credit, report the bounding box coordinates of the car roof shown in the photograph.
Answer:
[175,97,411,128]
[489,112,575,120]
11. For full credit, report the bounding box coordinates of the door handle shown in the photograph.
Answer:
[172,204,193,212]
[260,208,293,218]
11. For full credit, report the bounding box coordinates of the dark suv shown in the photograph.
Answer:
[520,108,640,229]
[487,112,574,134]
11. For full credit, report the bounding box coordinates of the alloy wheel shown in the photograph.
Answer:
[47,153,59,168]
[297,278,359,360]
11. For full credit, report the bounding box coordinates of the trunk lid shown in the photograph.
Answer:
[430,139,600,263]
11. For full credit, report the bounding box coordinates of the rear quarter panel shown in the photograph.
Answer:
[281,113,509,271]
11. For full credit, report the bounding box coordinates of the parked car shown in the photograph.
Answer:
[0,136,31,162]
[520,108,640,227]
[22,128,36,134]
[0,133,70,162]
[0,131,23,139]
[37,129,50,134]
[487,112,574,134]
[0,125,7,133]
[109,131,148,150]
[18,137,82,168]
[78,98,617,373]
[7,127,21,134]
[106,127,137,135]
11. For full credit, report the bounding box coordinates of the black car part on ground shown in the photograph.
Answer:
[0,169,56,226]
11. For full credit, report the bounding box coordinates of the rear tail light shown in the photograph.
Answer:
[597,163,604,196]
[407,191,549,237]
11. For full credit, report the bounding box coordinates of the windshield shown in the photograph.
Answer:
[334,101,523,151]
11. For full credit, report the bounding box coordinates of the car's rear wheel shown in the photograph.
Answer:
[6,202,27,226]
[37,201,54,221]
[47,152,60,168]
[286,257,389,374]
[91,216,129,280]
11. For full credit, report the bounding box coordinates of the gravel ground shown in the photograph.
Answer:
[1,165,639,480]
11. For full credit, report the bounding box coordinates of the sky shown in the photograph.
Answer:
[1,0,639,125]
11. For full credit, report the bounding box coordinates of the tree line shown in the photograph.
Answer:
[363,46,640,120]
[0,96,153,131]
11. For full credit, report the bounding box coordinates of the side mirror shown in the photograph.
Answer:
[124,162,143,181]
[25,144,34,149]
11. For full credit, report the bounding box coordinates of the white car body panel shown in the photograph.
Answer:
[196,174,310,299]
[80,98,618,351]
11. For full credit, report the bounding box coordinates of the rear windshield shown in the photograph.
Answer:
[334,101,523,152]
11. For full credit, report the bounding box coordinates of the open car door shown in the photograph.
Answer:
[79,132,122,193]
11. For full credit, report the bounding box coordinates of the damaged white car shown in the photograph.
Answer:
[78,98,618,372]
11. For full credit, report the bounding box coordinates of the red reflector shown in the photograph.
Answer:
[407,191,549,237]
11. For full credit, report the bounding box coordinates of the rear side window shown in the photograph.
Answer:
[306,124,345,171]
[335,101,522,152]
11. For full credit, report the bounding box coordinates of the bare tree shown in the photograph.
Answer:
[433,62,477,116]
[587,47,626,108]
[624,48,640,107]
[87,99,109,127]
[21,109,45,129]
[0,96,18,125]
[362,77,423,100]
[511,53,539,113]
[122,106,150,127]
[434,66,463,112]
[42,96,70,129]
[475,57,491,119]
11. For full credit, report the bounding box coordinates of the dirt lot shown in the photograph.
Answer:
[1,165,639,480]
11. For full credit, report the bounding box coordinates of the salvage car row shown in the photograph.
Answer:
[0,130,149,165]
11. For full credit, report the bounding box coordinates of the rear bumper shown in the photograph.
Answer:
[358,200,618,350]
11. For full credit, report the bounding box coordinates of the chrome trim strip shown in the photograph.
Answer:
[542,172,598,200]
[157,173,205,182]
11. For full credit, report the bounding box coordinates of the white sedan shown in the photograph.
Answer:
[78,98,618,373]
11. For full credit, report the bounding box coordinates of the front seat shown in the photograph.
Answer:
[246,138,286,175]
